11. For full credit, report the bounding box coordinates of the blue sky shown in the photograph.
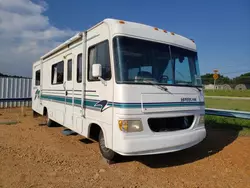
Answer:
[0,0,249,77]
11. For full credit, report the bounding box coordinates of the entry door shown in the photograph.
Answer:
[64,54,74,129]
[32,63,42,114]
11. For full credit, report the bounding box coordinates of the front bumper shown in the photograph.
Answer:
[114,127,206,156]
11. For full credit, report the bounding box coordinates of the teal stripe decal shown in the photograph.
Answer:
[113,102,204,108]
[40,94,204,109]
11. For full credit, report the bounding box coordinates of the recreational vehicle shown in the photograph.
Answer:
[32,18,206,161]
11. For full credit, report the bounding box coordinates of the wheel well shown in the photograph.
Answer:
[89,124,102,141]
[43,107,47,116]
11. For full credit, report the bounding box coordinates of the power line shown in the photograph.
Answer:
[220,70,250,75]
[202,70,250,75]
[213,62,249,69]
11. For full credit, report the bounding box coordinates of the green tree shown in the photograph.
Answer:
[232,72,250,84]
[201,73,214,84]
[201,73,231,85]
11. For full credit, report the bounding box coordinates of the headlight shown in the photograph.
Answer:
[118,120,143,132]
[198,115,205,124]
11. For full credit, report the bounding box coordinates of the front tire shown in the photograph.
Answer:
[98,130,117,161]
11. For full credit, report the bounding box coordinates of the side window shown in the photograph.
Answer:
[35,70,40,86]
[77,54,82,83]
[67,59,72,81]
[51,61,64,85]
[88,40,111,81]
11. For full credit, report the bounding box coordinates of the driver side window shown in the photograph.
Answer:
[88,40,111,81]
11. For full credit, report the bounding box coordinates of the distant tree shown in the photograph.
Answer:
[0,72,30,79]
[232,72,250,85]
[217,75,231,85]
[201,73,231,85]
[0,72,9,77]
[201,73,214,85]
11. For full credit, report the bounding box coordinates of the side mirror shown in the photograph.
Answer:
[92,64,102,78]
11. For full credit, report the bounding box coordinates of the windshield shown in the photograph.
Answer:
[113,36,202,87]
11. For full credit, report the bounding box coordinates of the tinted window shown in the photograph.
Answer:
[88,40,111,81]
[67,59,72,81]
[77,54,82,83]
[35,70,40,86]
[51,61,64,84]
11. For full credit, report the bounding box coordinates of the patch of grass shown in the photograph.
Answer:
[205,115,250,136]
[204,90,250,97]
[205,98,250,111]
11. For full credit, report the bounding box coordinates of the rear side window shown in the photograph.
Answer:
[77,54,82,83]
[88,40,111,81]
[35,70,40,86]
[51,61,64,84]
[67,59,72,81]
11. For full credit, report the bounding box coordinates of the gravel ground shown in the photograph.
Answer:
[0,108,250,188]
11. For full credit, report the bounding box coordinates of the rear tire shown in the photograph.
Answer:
[33,110,39,118]
[98,130,117,161]
[45,112,54,127]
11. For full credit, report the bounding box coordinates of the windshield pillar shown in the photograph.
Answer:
[114,37,126,82]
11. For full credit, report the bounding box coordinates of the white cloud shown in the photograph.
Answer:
[0,0,77,76]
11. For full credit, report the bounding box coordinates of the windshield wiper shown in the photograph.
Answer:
[194,86,202,92]
[176,81,202,92]
[143,80,170,93]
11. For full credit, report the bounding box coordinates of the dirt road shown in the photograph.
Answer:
[0,108,250,188]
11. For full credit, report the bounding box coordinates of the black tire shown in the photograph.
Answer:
[33,110,39,118]
[45,112,54,127]
[98,130,117,161]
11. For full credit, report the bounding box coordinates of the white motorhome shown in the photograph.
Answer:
[32,18,206,161]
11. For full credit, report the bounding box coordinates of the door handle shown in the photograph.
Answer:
[66,91,68,96]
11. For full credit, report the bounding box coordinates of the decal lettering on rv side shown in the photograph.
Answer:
[181,98,197,102]
[35,89,40,100]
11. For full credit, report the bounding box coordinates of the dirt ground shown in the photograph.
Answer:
[0,108,250,188]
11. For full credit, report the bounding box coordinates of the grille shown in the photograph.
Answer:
[148,116,194,132]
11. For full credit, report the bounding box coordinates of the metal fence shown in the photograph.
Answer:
[205,108,250,120]
[0,77,32,108]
